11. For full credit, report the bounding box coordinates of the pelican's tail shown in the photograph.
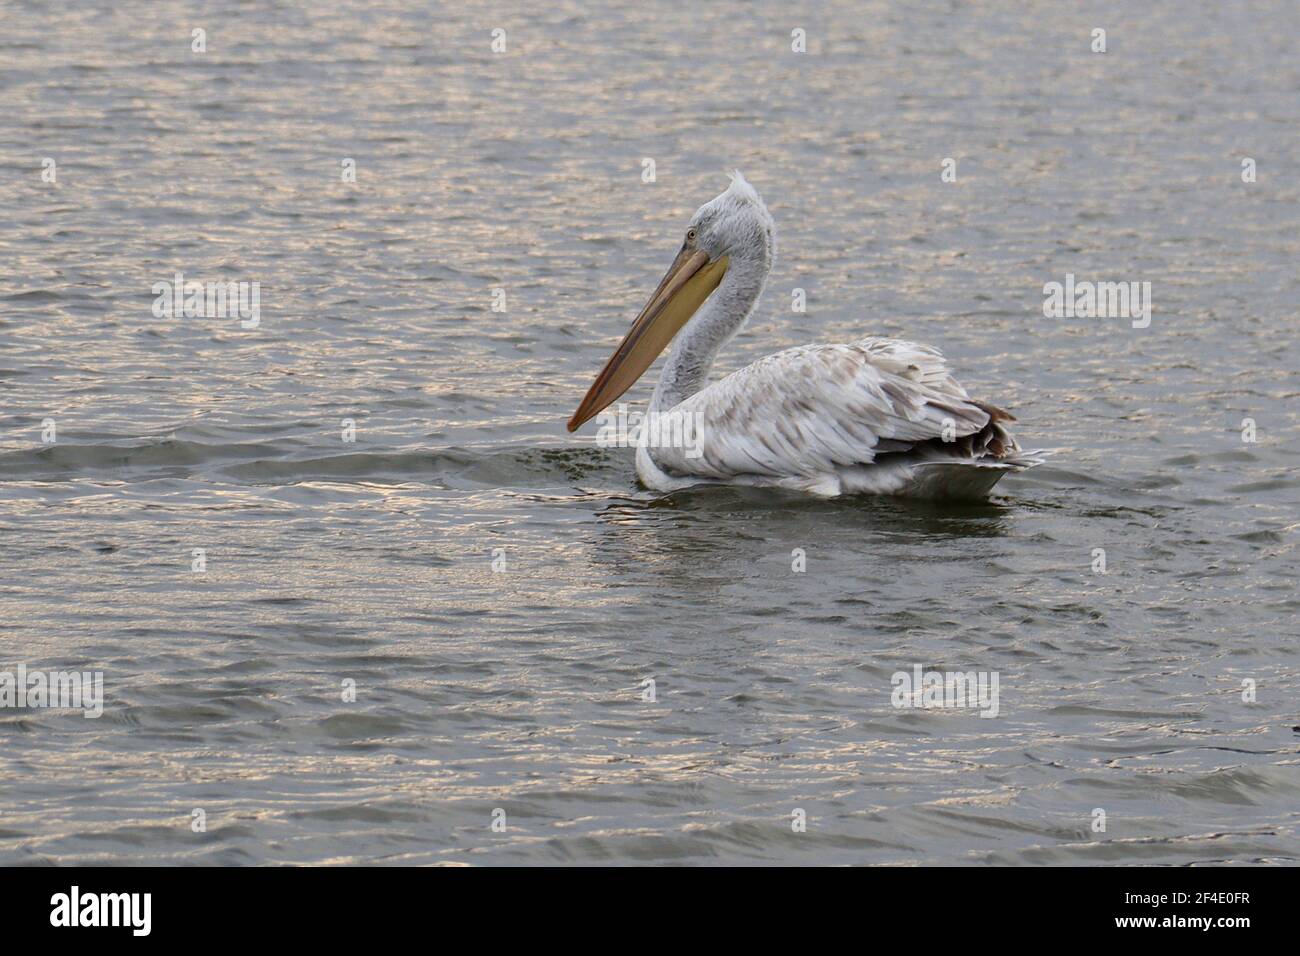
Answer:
[901,452,1043,500]
[879,401,1046,499]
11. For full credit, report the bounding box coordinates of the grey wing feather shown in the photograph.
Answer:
[651,338,999,480]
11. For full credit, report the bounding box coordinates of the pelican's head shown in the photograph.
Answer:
[567,171,773,432]
[683,169,774,267]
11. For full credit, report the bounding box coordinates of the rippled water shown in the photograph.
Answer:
[2,1,1298,865]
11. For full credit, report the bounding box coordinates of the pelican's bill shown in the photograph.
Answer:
[567,248,728,432]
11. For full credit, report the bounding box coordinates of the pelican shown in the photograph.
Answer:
[567,172,1041,499]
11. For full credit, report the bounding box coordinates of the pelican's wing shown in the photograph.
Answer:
[652,338,1002,480]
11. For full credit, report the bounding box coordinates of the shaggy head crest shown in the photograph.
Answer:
[725,169,762,205]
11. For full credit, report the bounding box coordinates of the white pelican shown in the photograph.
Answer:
[567,172,1041,499]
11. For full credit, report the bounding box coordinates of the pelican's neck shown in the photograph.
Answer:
[650,251,771,413]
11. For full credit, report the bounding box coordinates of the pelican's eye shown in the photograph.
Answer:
[686,228,697,243]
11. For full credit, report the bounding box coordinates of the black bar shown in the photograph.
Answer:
[0,866,1277,941]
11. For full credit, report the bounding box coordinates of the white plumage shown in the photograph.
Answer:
[571,173,1041,499]
[638,338,1040,497]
